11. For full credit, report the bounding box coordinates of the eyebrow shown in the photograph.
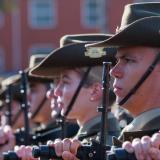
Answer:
[116,51,137,59]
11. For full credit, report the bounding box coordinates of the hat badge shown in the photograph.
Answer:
[85,47,106,58]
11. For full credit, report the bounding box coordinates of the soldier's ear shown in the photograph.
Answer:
[89,83,102,101]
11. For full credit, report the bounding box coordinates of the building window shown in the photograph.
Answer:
[28,0,57,29]
[81,0,101,28]
[29,44,54,56]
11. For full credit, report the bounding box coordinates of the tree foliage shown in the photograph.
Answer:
[0,0,16,12]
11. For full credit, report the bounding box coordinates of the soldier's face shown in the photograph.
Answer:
[46,88,61,118]
[28,82,51,122]
[53,69,91,119]
[10,100,24,129]
[110,46,159,115]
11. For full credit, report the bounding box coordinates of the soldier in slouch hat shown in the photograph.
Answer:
[87,2,160,160]
[13,34,120,159]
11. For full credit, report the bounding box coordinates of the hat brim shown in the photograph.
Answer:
[86,16,160,48]
[1,74,21,86]
[30,43,116,78]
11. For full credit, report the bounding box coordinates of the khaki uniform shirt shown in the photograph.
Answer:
[113,108,160,146]
[75,112,120,145]
[121,108,160,132]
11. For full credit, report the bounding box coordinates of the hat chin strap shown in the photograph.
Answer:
[12,109,22,126]
[119,53,160,106]
[31,83,50,119]
[64,67,91,117]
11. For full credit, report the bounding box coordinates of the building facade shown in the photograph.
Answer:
[0,0,155,74]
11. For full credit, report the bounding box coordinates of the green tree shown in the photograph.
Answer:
[0,0,16,12]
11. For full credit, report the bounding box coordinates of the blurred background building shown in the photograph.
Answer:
[0,0,158,76]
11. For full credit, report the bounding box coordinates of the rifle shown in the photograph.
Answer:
[107,148,136,160]
[5,125,160,160]
[19,70,30,145]
[5,84,12,126]
[106,128,160,160]
[99,62,111,160]
[3,142,110,160]
[3,120,79,160]
[14,121,79,145]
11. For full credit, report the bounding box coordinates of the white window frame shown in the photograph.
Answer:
[28,0,57,29]
[81,0,101,28]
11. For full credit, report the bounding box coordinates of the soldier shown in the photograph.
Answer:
[13,34,120,160]
[30,34,120,142]
[28,54,79,139]
[89,1,160,136]
[0,55,59,157]
[0,75,24,129]
[27,54,55,129]
[88,2,160,160]
[0,74,24,156]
